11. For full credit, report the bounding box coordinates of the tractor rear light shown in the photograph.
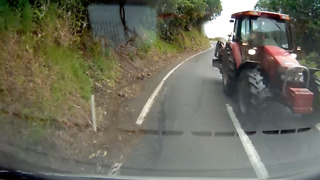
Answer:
[287,88,313,114]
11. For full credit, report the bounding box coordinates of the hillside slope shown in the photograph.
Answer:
[0,0,221,166]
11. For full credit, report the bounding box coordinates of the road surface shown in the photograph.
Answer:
[118,43,320,179]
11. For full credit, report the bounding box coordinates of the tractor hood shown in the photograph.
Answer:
[263,45,299,68]
[262,45,300,81]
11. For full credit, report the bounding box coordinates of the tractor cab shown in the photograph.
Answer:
[230,11,294,63]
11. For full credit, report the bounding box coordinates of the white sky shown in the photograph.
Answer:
[204,0,258,39]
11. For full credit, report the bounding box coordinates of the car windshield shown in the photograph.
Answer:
[1,0,320,180]
[251,17,289,48]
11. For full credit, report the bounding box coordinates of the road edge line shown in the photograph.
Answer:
[226,104,269,179]
[135,46,213,125]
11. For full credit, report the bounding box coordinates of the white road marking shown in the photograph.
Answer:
[136,46,214,125]
[108,163,122,175]
[226,104,269,179]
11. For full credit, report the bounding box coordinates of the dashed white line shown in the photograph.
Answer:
[136,46,214,125]
[226,104,269,179]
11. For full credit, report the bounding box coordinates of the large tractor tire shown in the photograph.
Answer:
[238,69,271,116]
[309,75,320,112]
[221,46,236,96]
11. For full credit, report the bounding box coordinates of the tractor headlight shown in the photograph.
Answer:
[290,53,297,59]
[248,49,256,55]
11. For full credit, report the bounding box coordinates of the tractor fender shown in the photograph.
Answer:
[227,42,242,68]
[236,61,261,77]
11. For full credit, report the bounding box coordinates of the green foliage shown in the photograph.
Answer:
[0,0,33,33]
[1,0,90,35]
[45,46,91,100]
[55,0,90,34]
[20,4,33,33]
[80,33,119,83]
[305,52,320,69]
[300,53,320,78]
[152,28,210,55]
[300,52,320,69]
[134,39,152,58]
[254,0,281,12]
[156,0,222,42]
[94,51,118,82]
[154,38,180,54]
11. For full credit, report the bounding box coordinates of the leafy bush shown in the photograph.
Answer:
[255,0,320,56]
[0,0,33,33]
[156,0,222,42]
[305,52,320,69]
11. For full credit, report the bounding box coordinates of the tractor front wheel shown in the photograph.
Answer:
[238,69,271,116]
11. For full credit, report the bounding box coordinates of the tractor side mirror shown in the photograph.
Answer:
[289,24,296,51]
[229,19,234,23]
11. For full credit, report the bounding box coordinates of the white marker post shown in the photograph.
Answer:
[91,94,97,132]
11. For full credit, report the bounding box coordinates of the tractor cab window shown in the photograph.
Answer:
[232,19,238,41]
[251,17,289,49]
[240,18,250,42]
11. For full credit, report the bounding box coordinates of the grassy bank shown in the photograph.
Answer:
[0,1,210,127]
[0,2,118,124]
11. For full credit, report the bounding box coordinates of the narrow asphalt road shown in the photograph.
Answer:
[118,43,320,179]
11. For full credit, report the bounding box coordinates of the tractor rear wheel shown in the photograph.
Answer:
[214,41,223,58]
[238,69,271,116]
[221,47,236,96]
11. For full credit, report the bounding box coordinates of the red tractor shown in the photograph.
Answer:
[213,11,320,116]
